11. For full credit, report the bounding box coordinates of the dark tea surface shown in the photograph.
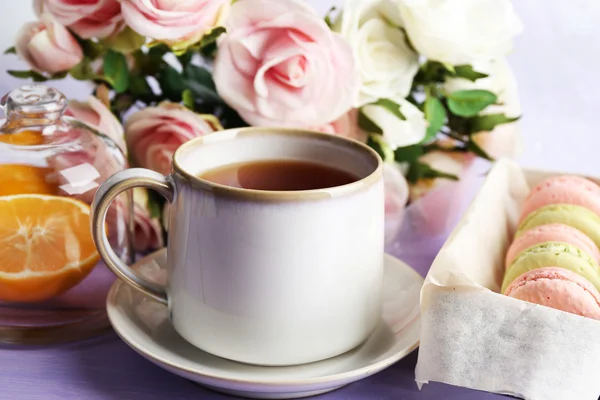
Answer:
[198,159,358,191]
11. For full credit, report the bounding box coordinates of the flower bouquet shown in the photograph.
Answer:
[6,0,523,250]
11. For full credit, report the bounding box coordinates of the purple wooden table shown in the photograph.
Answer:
[0,338,503,400]
[0,231,508,400]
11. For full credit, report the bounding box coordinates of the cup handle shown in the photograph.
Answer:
[91,168,174,305]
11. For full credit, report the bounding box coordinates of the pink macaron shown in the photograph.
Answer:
[519,175,600,223]
[505,223,600,267]
[505,267,600,320]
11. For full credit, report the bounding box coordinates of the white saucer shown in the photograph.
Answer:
[106,250,423,399]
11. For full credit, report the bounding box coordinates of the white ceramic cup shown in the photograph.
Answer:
[91,128,384,366]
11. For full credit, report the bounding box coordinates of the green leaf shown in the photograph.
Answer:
[51,71,69,80]
[371,98,406,120]
[146,189,164,219]
[79,39,105,59]
[406,162,459,183]
[453,65,488,82]
[440,62,455,74]
[324,6,337,28]
[158,65,186,101]
[367,134,393,162]
[182,89,195,110]
[148,202,161,219]
[199,41,218,58]
[447,89,497,117]
[129,75,151,97]
[394,144,423,163]
[104,27,145,54]
[133,45,166,76]
[103,50,130,93]
[446,113,470,135]
[467,138,493,161]
[192,27,226,58]
[7,70,49,82]
[177,52,193,69]
[414,61,455,84]
[184,65,215,90]
[4,46,16,55]
[69,60,91,80]
[198,26,226,50]
[183,65,222,103]
[358,109,383,134]
[423,96,446,143]
[148,44,170,64]
[469,113,520,133]
[7,70,38,79]
[423,142,468,154]
[70,58,106,82]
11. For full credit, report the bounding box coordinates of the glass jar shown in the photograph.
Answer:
[0,84,132,344]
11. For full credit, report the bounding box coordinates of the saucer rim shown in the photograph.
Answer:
[107,250,422,388]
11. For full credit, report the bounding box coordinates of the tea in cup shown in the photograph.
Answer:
[92,128,384,366]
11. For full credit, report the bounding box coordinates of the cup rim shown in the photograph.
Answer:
[172,127,383,201]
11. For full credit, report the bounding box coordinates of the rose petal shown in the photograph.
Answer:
[214,0,358,127]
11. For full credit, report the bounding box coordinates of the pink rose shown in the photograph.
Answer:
[121,0,228,41]
[15,15,83,74]
[213,0,358,127]
[35,0,123,39]
[310,109,367,143]
[66,96,127,155]
[125,102,223,175]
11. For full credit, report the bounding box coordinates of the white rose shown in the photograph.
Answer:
[334,0,419,107]
[362,97,427,149]
[397,0,523,65]
[444,58,522,158]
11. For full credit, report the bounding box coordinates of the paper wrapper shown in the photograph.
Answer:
[415,159,600,400]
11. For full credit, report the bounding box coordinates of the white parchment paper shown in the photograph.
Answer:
[415,159,600,400]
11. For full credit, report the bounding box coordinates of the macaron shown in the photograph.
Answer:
[505,267,600,320]
[519,175,600,223]
[516,204,600,249]
[501,242,600,294]
[506,223,600,267]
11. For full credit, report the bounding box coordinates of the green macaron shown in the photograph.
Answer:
[502,242,600,294]
[516,204,600,248]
